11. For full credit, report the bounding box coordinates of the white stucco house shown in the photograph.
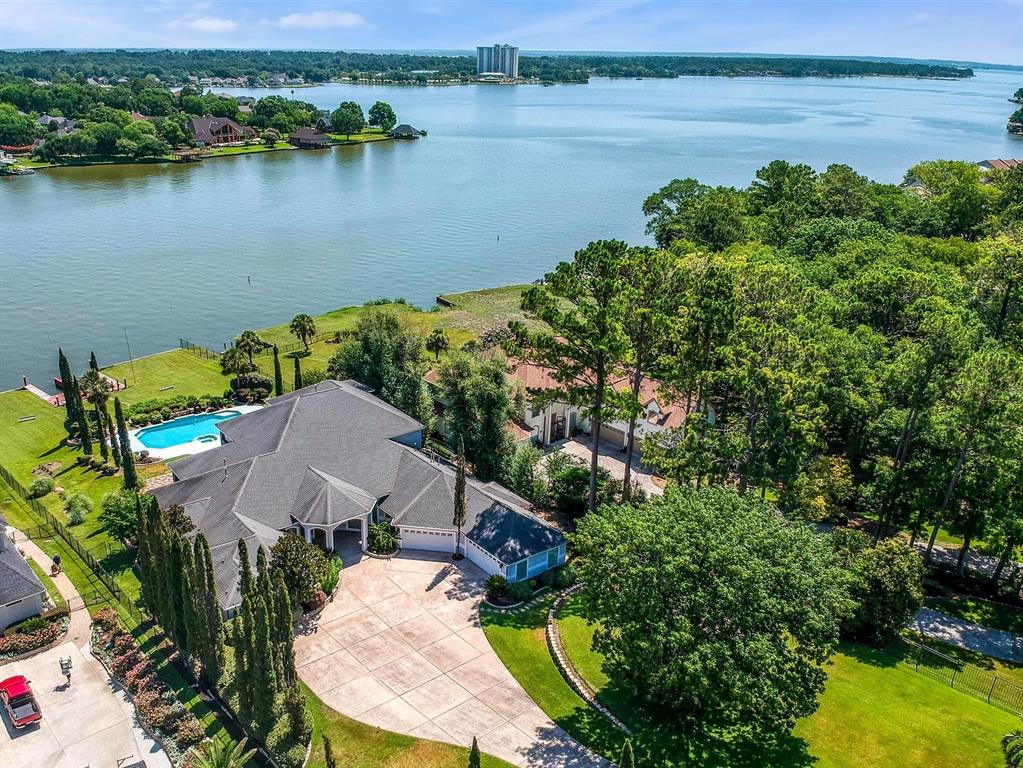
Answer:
[152,380,566,612]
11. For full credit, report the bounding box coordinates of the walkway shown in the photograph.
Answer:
[1,522,170,768]
[914,607,1023,663]
[552,437,663,497]
[295,545,608,768]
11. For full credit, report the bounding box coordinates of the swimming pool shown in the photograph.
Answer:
[134,410,242,450]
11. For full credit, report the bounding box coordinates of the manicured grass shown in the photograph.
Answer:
[483,592,1019,768]
[925,595,1023,635]
[203,141,296,158]
[27,556,68,611]
[904,630,1023,688]
[104,348,230,405]
[304,683,515,768]
[327,127,393,144]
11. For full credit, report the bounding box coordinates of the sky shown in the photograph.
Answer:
[1,1,1021,66]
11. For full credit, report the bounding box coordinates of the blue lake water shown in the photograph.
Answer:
[2,70,1021,389]
[134,410,241,449]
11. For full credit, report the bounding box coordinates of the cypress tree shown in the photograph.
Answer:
[104,403,121,468]
[196,533,225,684]
[182,541,201,655]
[238,539,254,599]
[115,398,138,489]
[95,402,110,462]
[89,350,99,371]
[75,377,92,455]
[272,345,284,396]
[453,439,466,560]
[168,534,188,648]
[250,592,275,735]
[232,616,249,720]
[58,348,77,426]
[256,544,268,576]
[274,570,296,686]
[285,683,310,742]
[136,495,156,613]
[323,735,338,768]
[293,355,303,390]
[619,739,635,768]
[468,736,481,768]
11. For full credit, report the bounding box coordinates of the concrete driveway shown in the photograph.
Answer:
[295,546,607,767]
[554,437,663,496]
[0,641,170,768]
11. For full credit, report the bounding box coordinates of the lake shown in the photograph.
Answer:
[2,70,1021,389]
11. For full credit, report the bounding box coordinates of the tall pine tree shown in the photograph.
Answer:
[103,403,121,468]
[115,397,138,489]
[619,739,635,768]
[195,534,225,684]
[250,592,276,736]
[453,439,466,560]
[89,350,99,371]
[58,348,77,427]
[468,736,481,768]
[74,377,92,455]
[238,539,254,598]
[294,356,303,390]
[273,345,284,396]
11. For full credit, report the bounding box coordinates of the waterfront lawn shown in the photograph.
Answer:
[327,127,392,144]
[104,348,230,405]
[202,141,295,158]
[482,592,1017,768]
[304,683,514,768]
[924,595,1023,636]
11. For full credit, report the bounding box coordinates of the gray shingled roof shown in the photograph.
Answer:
[152,379,563,609]
[0,516,46,606]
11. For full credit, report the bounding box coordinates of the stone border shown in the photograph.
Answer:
[364,547,401,560]
[546,585,631,734]
[482,585,550,611]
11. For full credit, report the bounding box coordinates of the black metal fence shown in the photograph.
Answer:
[179,338,220,360]
[899,637,1023,717]
[250,331,335,358]
[0,462,144,626]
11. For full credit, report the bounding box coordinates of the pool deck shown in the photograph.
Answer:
[128,404,262,460]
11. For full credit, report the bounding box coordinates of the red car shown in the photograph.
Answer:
[0,675,42,728]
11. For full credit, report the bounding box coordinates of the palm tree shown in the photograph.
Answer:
[290,314,317,351]
[234,330,265,367]
[425,328,449,361]
[80,368,112,460]
[186,737,256,768]
[1004,731,1023,767]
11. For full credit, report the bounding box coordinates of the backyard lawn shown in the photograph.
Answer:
[482,593,1020,768]
[104,348,230,405]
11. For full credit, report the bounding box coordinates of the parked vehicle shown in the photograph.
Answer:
[0,675,42,728]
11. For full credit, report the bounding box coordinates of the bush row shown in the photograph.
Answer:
[0,613,69,659]
[126,394,230,426]
[92,608,204,763]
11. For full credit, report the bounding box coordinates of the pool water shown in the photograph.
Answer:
[135,410,241,450]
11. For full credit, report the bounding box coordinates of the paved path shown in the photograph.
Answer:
[552,437,663,497]
[914,607,1023,663]
[1,523,170,768]
[295,545,608,768]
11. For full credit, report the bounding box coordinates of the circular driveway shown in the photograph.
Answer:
[294,546,608,767]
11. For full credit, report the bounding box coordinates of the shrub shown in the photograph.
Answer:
[13,616,48,634]
[300,367,331,386]
[234,371,273,393]
[0,616,65,656]
[486,574,508,601]
[506,580,533,603]
[94,606,120,631]
[539,563,576,590]
[321,556,342,596]
[173,714,204,746]
[28,476,55,498]
[368,522,398,554]
[101,490,139,542]
[65,492,92,524]
[270,533,330,605]
[113,648,145,676]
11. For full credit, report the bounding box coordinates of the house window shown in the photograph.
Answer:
[514,560,527,581]
[531,405,540,418]
[547,548,559,568]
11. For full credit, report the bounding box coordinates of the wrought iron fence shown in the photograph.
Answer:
[179,338,220,360]
[0,462,144,626]
[899,637,1023,717]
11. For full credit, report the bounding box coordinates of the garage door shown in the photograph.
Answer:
[398,527,454,553]
[599,424,626,447]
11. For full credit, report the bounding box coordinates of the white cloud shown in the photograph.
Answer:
[271,10,368,29]
[168,15,237,33]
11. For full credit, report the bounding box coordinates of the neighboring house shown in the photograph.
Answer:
[978,159,1021,172]
[235,96,257,107]
[391,124,425,139]
[288,127,332,149]
[185,116,245,147]
[505,358,688,450]
[151,380,565,612]
[38,114,76,134]
[0,517,46,632]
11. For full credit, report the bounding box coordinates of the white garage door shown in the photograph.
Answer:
[398,527,454,553]
[599,424,626,447]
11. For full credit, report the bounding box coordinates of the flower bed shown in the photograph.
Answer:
[91,608,203,766]
[0,610,70,660]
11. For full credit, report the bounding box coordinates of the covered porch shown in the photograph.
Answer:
[300,513,370,553]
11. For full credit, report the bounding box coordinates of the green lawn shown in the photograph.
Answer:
[304,683,514,768]
[925,595,1023,636]
[105,348,230,405]
[27,557,68,611]
[482,592,1019,768]
[202,141,296,158]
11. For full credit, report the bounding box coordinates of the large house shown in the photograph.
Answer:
[152,380,565,612]
[0,517,46,631]
[289,128,332,149]
[506,359,687,449]
[185,116,245,147]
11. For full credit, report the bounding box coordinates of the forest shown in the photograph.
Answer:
[0,49,973,84]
